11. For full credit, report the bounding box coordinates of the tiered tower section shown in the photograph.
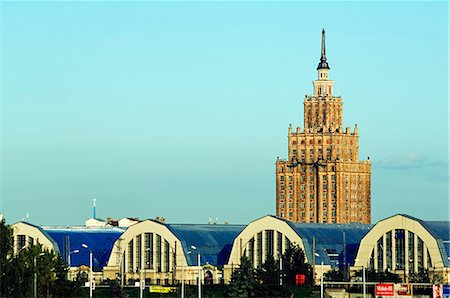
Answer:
[276,30,371,224]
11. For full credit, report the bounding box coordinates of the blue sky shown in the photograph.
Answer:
[1,1,448,225]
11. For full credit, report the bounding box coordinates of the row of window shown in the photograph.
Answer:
[371,230,431,273]
[126,233,172,273]
[243,231,291,268]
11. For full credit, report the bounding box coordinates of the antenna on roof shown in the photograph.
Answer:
[93,198,97,219]
[26,212,29,222]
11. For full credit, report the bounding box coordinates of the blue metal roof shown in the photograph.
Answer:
[166,224,245,267]
[420,221,450,267]
[288,221,373,268]
[42,227,124,271]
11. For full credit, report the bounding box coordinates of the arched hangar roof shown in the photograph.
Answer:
[41,226,124,271]
[166,223,246,267]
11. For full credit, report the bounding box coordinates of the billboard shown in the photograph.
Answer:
[375,283,412,297]
[376,284,394,296]
[433,284,450,298]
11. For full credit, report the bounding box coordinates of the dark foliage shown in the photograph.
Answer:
[282,244,313,286]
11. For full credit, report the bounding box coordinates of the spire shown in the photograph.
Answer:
[317,29,330,70]
[93,198,96,219]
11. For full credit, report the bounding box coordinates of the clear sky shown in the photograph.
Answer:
[1,1,448,225]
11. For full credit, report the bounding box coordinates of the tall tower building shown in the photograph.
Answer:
[276,30,371,224]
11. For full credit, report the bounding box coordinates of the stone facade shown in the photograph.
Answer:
[276,30,371,224]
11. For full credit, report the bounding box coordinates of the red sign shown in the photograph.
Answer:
[376,284,394,296]
[295,274,305,285]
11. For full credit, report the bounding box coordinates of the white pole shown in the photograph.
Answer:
[320,261,324,298]
[68,253,71,280]
[279,253,282,286]
[121,252,124,288]
[181,258,185,298]
[34,256,37,298]
[363,265,366,298]
[140,253,144,298]
[89,251,93,298]
[197,253,201,298]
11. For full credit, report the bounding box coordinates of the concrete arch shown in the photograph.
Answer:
[354,214,444,270]
[104,220,188,281]
[227,215,304,266]
[11,222,58,254]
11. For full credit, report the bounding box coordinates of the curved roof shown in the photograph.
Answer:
[418,220,450,267]
[288,221,372,267]
[166,224,245,267]
[42,226,124,271]
[381,214,449,267]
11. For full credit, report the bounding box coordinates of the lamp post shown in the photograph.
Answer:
[68,249,80,280]
[277,251,283,286]
[190,245,201,298]
[362,265,366,298]
[33,252,45,298]
[181,250,191,298]
[82,243,93,298]
[140,247,151,298]
[320,261,324,298]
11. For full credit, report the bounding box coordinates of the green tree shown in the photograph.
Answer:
[225,256,258,297]
[0,219,82,297]
[282,244,313,286]
[324,268,346,281]
[255,255,289,297]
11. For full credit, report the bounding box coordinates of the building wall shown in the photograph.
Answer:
[11,222,57,254]
[225,216,304,283]
[104,220,223,285]
[352,215,448,283]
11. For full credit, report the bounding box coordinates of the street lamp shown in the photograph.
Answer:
[181,250,191,298]
[277,251,283,286]
[33,252,45,298]
[81,243,93,298]
[68,249,80,280]
[190,245,201,298]
[140,247,151,298]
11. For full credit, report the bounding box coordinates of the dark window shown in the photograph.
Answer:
[145,233,154,269]
[265,230,274,258]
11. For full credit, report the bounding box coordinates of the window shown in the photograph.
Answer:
[280,194,285,200]
[280,203,285,208]
[128,240,134,272]
[257,232,263,268]
[288,203,293,208]
[156,235,162,272]
[289,176,293,181]
[265,230,274,257]
[395,229,405,270]
[136,235,142,271]
[164,240,170,272]
[18,235,26,250]
[292,149,297,156]
[309,194,314,199]
[300,185,305,190]
[301,149,306,155]
[280,176,285,181]
[145,233,154,269]
[248,238,255,266]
